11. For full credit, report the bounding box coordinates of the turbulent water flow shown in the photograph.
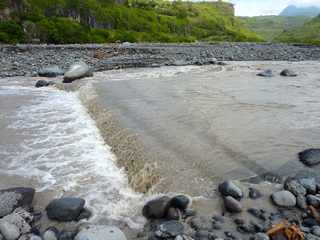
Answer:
[0,79,143,228]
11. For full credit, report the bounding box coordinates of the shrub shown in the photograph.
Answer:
[0,21,25,43]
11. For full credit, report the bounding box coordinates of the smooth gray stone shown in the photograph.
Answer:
[224,196,242,213]
[257,69,273,77]
[0,221,20,240]
[75,225,126,240]
[312,226,320,237]
[63,62,93,83]
[271,190,296,207]
[38,66,64,78]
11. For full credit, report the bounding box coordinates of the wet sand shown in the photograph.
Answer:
[90,61,320,196]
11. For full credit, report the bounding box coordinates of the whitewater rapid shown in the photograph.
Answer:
[0,79,143,228]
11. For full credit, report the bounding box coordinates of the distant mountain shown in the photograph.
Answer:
[275,15,320,46]
[241,15,311,41]
[280,5,320,17]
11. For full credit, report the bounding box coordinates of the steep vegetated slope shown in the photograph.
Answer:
[241,15,311,41]
[275,15,320,46]
[0,0,262,44]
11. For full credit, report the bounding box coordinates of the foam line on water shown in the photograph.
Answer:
[2,85,143,227]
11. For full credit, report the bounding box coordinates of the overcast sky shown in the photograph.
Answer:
[228,0,320,16]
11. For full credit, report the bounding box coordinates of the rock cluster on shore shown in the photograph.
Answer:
[138,173,320,240]
[137,148,320,239]
[1,43,320,78]
[0,152,319,240]
[0,188,126,240]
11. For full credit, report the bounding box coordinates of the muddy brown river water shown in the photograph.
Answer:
[92,61,320,195]
[1,61,320,230]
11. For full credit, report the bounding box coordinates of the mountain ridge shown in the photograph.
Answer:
[280,5,320,17]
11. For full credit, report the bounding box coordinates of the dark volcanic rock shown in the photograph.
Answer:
[170,195,190,211]
[247,208,263,219]
[0,187,35,217]
[224,196,242,213]
[299,178,317,194]
[306,195,320,208]
[38,65,64,78]
[237,224,256,234]
[271,191,296,207]
[257,69,273,77]
[303,218,319,228]
[155,221,184,238]
[234,218,245,225]
[59,230,78,240]
[299,149,320,166]
[249,188,263,199]
[218,180,243,199]
[35,80,55,88]
[284,178,306,196]
[46,197,85,221]
[77,208,92,221]
[166,207,181,220]
[142,196,170,219]
[280,69,298,77]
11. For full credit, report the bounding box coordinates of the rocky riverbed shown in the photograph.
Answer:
[3,170,320,240]
[1,43,320,78]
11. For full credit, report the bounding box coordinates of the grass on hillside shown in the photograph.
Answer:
[0,0,263,44]
[241,15,311,41]
[274,16,320,46]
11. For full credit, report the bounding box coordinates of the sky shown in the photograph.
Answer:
[228,0,320,16]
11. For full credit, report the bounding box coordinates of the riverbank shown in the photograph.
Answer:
[1,59,320,239]
[1,43,320,78]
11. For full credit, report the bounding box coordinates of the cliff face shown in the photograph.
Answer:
[1,0,127,28]
[0,0,25,20]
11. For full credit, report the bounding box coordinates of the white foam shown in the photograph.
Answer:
[2,85,143,228]
[94,65,203,82]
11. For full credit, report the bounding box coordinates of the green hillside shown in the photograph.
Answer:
[0,0,263,44]
[274,15,320,46]
[241,15,311,41]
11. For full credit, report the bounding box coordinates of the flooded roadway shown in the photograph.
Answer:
[93,61,320,195]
